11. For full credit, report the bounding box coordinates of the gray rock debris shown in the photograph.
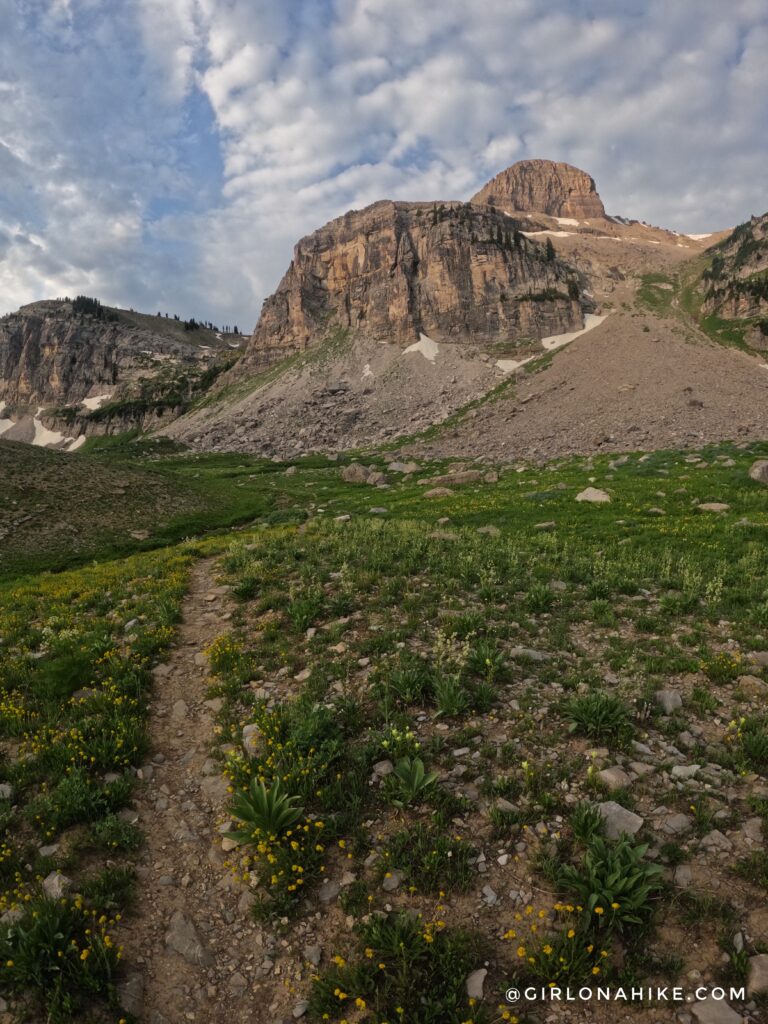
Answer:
[42,871,73,899]
[597,801,644,840]
[748,459,768,485]
[690,998,744,1024]
[575,487,611,503]
[747,953,768,995]
[598,767,631,792]
[655,689,682,714]
[164,910,214,966]
[382,870,403,892]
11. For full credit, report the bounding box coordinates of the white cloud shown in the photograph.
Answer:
[1,0,767,326]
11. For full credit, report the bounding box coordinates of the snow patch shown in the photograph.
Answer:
[554,217,580,227]
[496,314,608,374]
[521,230,575,238]
[32,417,69,447]
[496,356,536,373]
[687,233,713,241]
[81,393,111,411]
[66,435,87,452]
[541,313,607,351]
[0,400,13,437]
[403,334,439,363]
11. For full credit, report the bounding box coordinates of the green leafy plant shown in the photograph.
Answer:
[526,582,555,612]
[742,718,768,773]
[570,802,605,843]
[383,663,431,704]
[386,756,438,809]
[0,895,121,1021]
[467,638,506,683]
[701,651,742,684]
[382,824,473,894]
[734,850,768,890]
[226,777,304,843]
[89,813,143,852]
[558,836,663,933]
[565,692,634,743]
[433,674,471,717]
[286,586,324,631]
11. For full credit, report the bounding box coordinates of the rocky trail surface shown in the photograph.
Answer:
[120,561,293,1024]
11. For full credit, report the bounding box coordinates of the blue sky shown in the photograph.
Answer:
[1,0,767,328]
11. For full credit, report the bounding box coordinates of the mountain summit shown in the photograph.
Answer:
[471,159,606,219]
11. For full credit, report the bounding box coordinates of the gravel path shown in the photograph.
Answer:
[119,561,282,1024]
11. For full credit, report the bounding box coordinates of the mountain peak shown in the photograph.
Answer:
[471,159,606,219]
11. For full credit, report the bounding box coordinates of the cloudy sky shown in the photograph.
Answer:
[1,0,767,328]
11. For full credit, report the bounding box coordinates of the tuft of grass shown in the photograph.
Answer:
[565,692,634,744]
[382,824,473,894]
[308,910,489,1024]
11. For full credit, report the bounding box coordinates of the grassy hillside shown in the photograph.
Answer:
[636,261,763,355]
[109,307,244,351]
[0,440,287,578]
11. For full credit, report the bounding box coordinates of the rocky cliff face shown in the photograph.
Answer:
[240,199,585,370]
[702,214,768,322]
[471,159,606,220]
[0,300,236,444]
[0,301,210,408]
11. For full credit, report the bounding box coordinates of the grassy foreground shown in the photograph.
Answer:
[1,441,768,1020]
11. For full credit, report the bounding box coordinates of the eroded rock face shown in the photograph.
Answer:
[470,159,606,220]
[701,213,768,324]
[240,199,584,369]
[1,308,122,408]
[0,302,203,408]
[0,300,232,442]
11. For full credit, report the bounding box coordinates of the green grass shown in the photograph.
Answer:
[677,257,761,354]
[308,911,490,1023]
[193,326,352,411]
[637,272,676,313]
[636,259,764,355]
[0,546,192,1019]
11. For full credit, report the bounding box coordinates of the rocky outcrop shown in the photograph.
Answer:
[0,300,234,443]
[471,160,606,219]
[0,301,218,409]
[240,200,585,370]
[701,213,768,323]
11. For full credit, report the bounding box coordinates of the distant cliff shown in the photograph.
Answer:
[702,214,768,322]
[240,198,586,370]
[0,299,236,442]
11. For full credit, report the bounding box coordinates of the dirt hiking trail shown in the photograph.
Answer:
[119,560,294,1024]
